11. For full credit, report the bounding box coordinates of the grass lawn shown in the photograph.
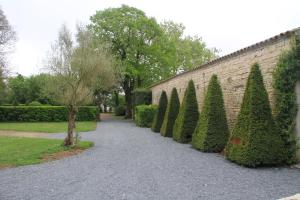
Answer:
[0,136,93,167]
[0,121,97,133]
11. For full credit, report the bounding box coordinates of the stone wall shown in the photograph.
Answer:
[150,29,299,130]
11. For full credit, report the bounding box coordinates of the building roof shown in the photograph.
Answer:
[149,27,300,88]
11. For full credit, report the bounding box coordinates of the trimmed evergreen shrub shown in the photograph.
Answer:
[273,38,300,164]
[173,80,199,143]
[114,105,126,116]
[192,75,229,152]
[226,63,285,167]
[0,106,99,122]
[135,105,158,127]
[151,91,168,132]
[160,88,180,137]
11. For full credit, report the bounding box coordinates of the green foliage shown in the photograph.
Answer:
[6,73,58,105]
[28,101,43,106]
[0,121,96,133]
[133,88,152,106]
[226,63,285,167]
[273,38,300,164]
[135,105,157,127]
[160,88,180,137]
[0,136,93,167]
[114,105,126,116]
[151,91,168,132]
[192,75,229,152]
[0,106,99,122]
[173,80,199,143]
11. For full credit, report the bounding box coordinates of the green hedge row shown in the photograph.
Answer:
[135,105,157,127]
[0,106,99,122]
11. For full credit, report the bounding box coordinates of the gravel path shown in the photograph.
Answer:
[0,117,299,200]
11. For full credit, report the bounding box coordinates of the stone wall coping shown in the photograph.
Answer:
[149,27,300,88]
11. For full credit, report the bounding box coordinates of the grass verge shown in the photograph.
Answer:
[0,136,94,167]
[0,121,97,133]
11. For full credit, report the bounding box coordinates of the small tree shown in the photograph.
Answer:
[160,88,180,137]
[47,25,115,146]
[226,63,285,167]
[151,91,168,132]
[173,80,199,143]
[192,75,229,152]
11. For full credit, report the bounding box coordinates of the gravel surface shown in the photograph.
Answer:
[0,118,299,200]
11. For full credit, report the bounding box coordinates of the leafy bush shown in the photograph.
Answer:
[173,80,199,143]
[192,75,229,152]
[160,88,180,137]
[135,105,157,127]
[28,101,43,106]
[0,106,99,122]
[151,91,168,132]
[226,63,285,167]
[114,105,126,116]
[273,38,300,164]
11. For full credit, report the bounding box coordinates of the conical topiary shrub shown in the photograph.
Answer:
[173,80,199,143]
[226,63,285,167]
[151,90,168,132]
[160,88,180,137]
[192,75,229,152]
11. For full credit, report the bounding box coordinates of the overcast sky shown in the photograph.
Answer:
[2,0,300,76]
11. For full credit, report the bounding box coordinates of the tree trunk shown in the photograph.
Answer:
[64,105,77,146]
[124,88,132,119]
[123,75,134,119]
[114,91,119,106]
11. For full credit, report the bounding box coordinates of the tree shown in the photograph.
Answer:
[7,74,27,104]
[0,7,16,104]
[89,5,163,118]
[0,7,16,70]
[226,63,285,167]
[159,21,217,72]
[160,88,180,137]
[47,24,115,146]
[173,80,199,143]
[151,90,168,132]
[192,75,229,152]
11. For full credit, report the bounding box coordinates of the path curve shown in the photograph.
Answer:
[0,117,299,200]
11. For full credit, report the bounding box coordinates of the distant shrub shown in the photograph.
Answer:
[160,88,180,137]
[173,80,199,143]
[0,106,99,122]
[133,88,152,106]
[226,63,285,167]
[135,105,157,127]
[28,101,43,106]
[192,75,229,152]
[151,91,168,132]
[114,105,126,116]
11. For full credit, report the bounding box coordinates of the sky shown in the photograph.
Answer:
[1,0,300,76]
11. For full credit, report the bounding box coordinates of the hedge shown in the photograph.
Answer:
[160,88,180,137]
[226,63,285,167]
[135,105,158,127]
[192,75,229,152]
[273,37,300,164]
[173,80,199,143]
[151,91,168,132]
[0,106,99,122]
